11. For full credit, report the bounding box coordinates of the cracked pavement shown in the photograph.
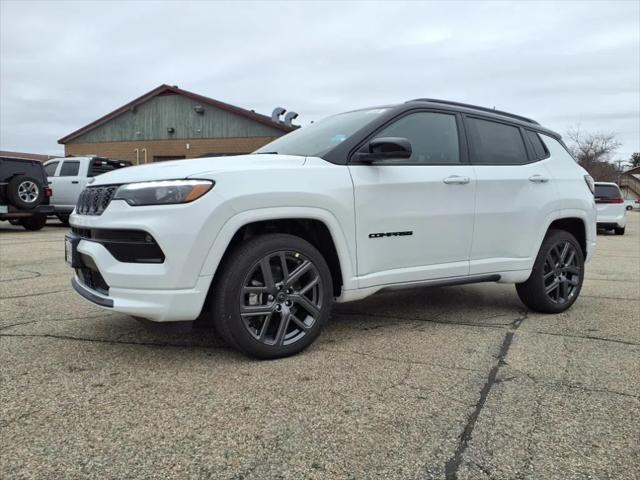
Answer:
[1,215,639,479]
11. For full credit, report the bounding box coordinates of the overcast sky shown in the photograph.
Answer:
[1,0,638,162]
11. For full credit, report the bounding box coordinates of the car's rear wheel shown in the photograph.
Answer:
[614,226,625,235]
[7,175,44,210]
[516,229,584,313]
[20,215,47,231]
[212,233,333,359]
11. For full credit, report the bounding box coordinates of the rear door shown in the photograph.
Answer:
[349,110,476,287]
[466,117,559,274]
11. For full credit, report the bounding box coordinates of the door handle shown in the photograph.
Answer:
[71,181,79,184]
[443,175,470,185]
[528,174,549,183]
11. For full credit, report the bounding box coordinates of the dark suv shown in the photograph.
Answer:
[0,157,54,230]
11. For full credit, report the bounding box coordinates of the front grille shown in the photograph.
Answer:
[76,185,119,215]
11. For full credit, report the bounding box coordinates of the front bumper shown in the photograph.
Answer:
[68,196,230,321]
[71,272,212,321]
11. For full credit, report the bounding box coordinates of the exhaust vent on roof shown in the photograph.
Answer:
[271,107,286,123]
[284,111,298,126]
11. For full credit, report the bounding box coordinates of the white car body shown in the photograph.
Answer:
[67,101,597,324]
[594,182,627,230]
[44,156,130,215]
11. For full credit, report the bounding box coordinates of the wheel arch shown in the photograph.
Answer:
[546,217,587,258]
[199,208,357,299]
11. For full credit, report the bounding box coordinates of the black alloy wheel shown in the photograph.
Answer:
[541,240,581,305]
[516,229,585,313]
[240,250,324,347]
[213,234,333,358]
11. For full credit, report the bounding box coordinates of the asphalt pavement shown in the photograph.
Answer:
[1,214,638,479]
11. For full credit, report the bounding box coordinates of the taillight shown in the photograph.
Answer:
[584,175,595,194]
[595,197,623,204]
[44,187,52,198]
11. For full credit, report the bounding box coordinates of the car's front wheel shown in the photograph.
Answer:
[212,234,333,359]
[516,229,584,313]
[614,226,625,235]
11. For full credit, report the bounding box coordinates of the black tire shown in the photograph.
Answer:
[6,175,44,210]
[57,214,70,226]
[626,206,633,211]
[516,229,584,314]
[8,218,21,225]
[20,215,47,231]
[212,233,333,359]
[614,226,625,235]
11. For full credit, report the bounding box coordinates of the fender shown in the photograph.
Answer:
[198,206,358,293]
[528,208,593,267]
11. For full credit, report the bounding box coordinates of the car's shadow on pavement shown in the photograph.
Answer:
[111,283,525,359]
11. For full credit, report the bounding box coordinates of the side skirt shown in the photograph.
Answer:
[336,274,501,303]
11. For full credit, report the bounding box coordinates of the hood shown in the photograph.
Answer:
[90,154,307,185]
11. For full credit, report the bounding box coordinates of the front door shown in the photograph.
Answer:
[349,110,476,288]
[49,159,84,209]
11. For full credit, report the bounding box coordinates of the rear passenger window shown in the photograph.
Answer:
[374,111,460,164]
[526,130,549,160]
[59,161,80,176]
[466,117,528,165]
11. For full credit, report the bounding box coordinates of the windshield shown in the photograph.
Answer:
[254,108,389,157]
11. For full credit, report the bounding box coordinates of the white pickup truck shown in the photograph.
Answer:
[43,156,131,224]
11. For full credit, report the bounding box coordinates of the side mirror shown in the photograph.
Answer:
[356,137,412,162]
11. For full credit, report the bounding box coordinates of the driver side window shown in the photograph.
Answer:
[375,112,460,164]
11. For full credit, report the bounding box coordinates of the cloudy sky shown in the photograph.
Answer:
[1,0,638,162]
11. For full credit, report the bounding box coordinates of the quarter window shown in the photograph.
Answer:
[526,130,549,160]
[373,112,460,164]
[59,161,80,176]
[466,117,528,165]
[44,161,59,177]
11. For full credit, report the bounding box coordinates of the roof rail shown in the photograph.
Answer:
[407,98,540,125]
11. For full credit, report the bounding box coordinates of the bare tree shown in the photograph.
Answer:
[565,125,621,182]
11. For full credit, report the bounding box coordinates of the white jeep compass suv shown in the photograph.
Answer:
[66,99,597,358]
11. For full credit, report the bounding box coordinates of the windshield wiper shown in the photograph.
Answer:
[256,151,278,154]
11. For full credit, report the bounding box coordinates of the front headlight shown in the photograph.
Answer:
[113,179,214,206]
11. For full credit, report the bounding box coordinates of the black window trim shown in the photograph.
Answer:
[463,114,536,166]
[348,107,470,166]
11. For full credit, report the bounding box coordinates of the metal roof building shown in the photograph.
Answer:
[58,84,295,164]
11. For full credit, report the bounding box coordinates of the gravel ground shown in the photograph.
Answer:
[1,213,638,479]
